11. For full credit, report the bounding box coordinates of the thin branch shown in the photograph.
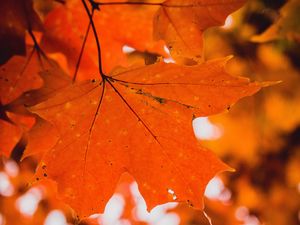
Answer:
[72,10,94,83]
[25,7,55,68]
[96,1,162,6]
[81,0,106,78]
[22,0,50,67]
[27,29,49,68]
[94,1,233,7]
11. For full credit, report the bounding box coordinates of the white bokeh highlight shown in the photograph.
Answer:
[4,160,19,177]
[122,45,136,54]
[235,206,261,225]
[0,172,14,197]
[44,210,68,225]
[163,45,175,63]
[222,15,234,30]
[98,194,125,225]
[15,187,43,217]
[193,117,223,140]
[205,176,232,203]
[130,182,180,225]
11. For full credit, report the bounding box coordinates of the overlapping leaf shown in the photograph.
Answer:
[0,111,35,157]
[11,62,73,159]
[0,58,70,158]
[0,47,43,105]
[154,0,245,62]
[0,0,42,64]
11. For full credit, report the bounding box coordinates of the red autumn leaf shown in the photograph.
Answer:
[30,57,263,216]
[22,117,59,160]
[0,111,35,157]
[11,61,72,108]
[0,0,42,64]
[154,0,245,62]
[0,46,43,105]
[0,119,22,157]
[11,62,72,160]
[0,59,71,159]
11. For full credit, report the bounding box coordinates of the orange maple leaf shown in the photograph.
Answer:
[0,111,35,157]
[10,62,73,159]
[0,47,43,105]
[0,60,71,158]
[30,57,262,216]
[154,0,245,62]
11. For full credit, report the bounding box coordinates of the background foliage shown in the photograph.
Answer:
[0,0,300,224]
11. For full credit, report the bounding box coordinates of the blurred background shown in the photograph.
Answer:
[1,0,300,224]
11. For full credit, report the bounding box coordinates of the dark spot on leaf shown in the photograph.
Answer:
[154,96,165,104]
[187,200,194,207]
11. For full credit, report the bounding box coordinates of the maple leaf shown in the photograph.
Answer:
[21,65,72,160]
[22,117,58,160]
[0,58,71,158]
[30,57,263,216]
[154,0,245,62]
[6,61,73,159]
[0,110,35,157]
[0,45,44,156]
[0,0,42,64]
[0,118,22,157]
[11,61,72,108]
[0,47,44,105]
